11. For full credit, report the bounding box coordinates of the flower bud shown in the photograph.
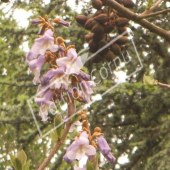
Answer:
[91,0,103,10]
[84,18,97,30]
[94,127,101,132]
[94,14,109,24]
[116,36,128,45]
[115,17,129,27]
[53,18,70,27]
[76,15,88,26]
[31,18,42,25]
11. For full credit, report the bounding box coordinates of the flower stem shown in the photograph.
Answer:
[37,102,74,170]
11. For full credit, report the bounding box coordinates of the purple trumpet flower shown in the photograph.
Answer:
[25,51,38,63]
[40,67,65,86]
[30,29,59,55]
[57,48,83,75]
[31,18,42,25]
[35,89,55,121]
[79,79,95,103]
[28,54,46,85]
[63,131,96,164]
[97,136,116,164]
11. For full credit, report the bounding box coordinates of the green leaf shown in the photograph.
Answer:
[10,154,22,170]
[70,115,81,125]
[23,160,31,170]
[17,150,27,166]
[86,160,95,170]
[87,156,98,170]
[143,75,155,86]
[54,115,64,140]
[147,0,154,9]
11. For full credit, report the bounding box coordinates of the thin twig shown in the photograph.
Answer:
[142,0,164,15]
[102,0,170,42]
[155,82,170,88]
[137,9,170,19]
[37,102,74,170]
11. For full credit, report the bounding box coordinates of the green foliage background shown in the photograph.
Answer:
[0,0,170,169]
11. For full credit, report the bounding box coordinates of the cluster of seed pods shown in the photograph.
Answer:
[76,0,135,63]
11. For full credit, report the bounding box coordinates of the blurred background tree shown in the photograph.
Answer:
[0,0,170,169]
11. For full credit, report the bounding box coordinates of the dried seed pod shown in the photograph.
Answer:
[104,50,114,62]
[104,22,115,33]
[84,18,97,30]
[85,33,94,42]
[116,36,128,45]
[94,14,109,24]
[110,12,117,20]
[89,39,98,53]
[76,15,88,26]
[93,33,104,42]
[117,27,127,35]
[115,17,129,27]
[98,40,109,54]
[92,54,103,63]
[91,23,104,34]
[115,0,123,3]
[93,9,104,17]
[91,0,103,10]
[122,0,135,8]
[110,43,122,55]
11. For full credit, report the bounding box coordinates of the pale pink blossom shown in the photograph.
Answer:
[35,89,55,121]
[63,131,96,164]
[28,55,46,84]
[79,80,96,103]
[74,165,86,170]
[31,29,59,55]
[57,48,83,74]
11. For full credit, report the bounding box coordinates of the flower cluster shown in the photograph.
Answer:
[26,15,95,121]
[63,111,116,169]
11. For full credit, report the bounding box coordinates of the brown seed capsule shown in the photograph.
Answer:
[104,50,114,62]
[89,39,98,53]
[91,0,103,10]
[93,33,104,42]
[110,43,122,56]
[116,36,128,45]
[84,18,97,30]
[104,22,115,33]
[93,9,104,17]
[115,0,123,3]
[94,14,109,24]
[92,54,103,63]
[85,33,94,42]
[117,27,127,35]
[76,15,88,26]
[98,40,109,54]
[91,23,104,34]
[115,17,129,27]
[122,0,135,8]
